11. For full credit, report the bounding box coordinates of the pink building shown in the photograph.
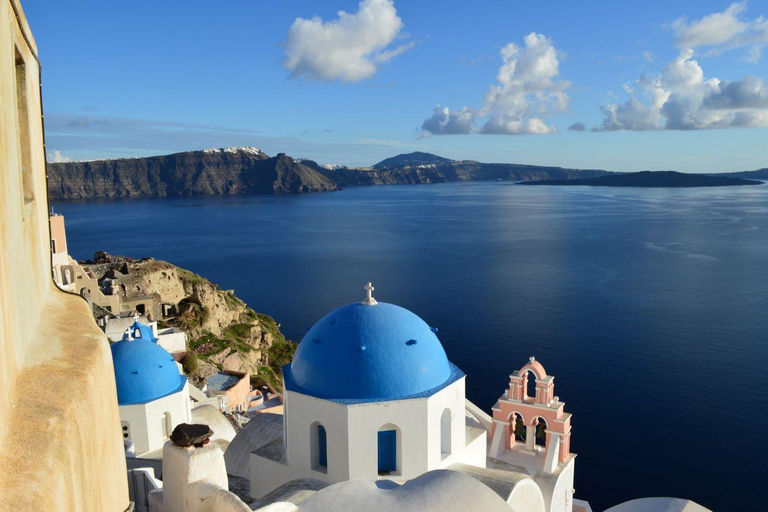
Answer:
[488,357,577,512]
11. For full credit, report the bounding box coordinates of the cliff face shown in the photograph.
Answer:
[86,255,295,389]
[48,149,613,200]
[305,157,611,187]
[47,147,337,200]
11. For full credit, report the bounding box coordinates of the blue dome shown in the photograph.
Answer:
[285,302,457,401]
[111,334,186,406]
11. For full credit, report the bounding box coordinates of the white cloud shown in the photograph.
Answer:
[283,0,412,83]
[48,150,71,163]
[420,105,475,135]
[669,2,768,61]
[421,33,570,136]
[596,49,768,131]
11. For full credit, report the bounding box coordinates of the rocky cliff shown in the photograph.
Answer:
[312,157,612,186]
[47,147,337,200]
[48,149,612,200]
[85,254,295,389]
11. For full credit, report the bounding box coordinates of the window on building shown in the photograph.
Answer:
[14,48,34,205]
[440,408,452,458]
[318,425,327,468]
[311,422,327,473]
[378,428,398,475]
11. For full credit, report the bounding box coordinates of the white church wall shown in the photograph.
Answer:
[284,390,351,481]
[251,380,482,499]
[121,383,192,456]
[346,395,428,480]
[535,458,575,512]
[542,459,576,512]
[250,389,351,499]
[121,403,150,456]
[425,378,467,469]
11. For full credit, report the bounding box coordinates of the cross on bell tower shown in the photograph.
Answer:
[362,282,378,306]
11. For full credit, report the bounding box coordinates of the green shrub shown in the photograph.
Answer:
[182,351,199,374]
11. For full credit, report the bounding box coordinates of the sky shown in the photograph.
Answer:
[23,0,768,172]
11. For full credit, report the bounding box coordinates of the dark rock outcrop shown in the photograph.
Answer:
[518,170,763,187]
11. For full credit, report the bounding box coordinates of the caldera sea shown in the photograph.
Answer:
[56,182,768,511]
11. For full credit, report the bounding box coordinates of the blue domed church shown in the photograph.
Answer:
[111,321,191,456]
[250,283,488,497]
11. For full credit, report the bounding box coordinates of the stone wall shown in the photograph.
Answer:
[0,1,129,509]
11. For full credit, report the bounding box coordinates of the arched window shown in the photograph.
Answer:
[513,413,526,442]
[526,371,537,401]
[440,408,452,458]
[378,424,400,475]
[318,425,327,468]
[310,422,327,472]
[534,418,548,447]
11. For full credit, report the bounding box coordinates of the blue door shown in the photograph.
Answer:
[378,430,397,473]
[318,425,327,467]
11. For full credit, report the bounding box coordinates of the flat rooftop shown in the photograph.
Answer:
[206,372,241,391]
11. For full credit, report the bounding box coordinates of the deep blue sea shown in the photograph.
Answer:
[56,182,768,512]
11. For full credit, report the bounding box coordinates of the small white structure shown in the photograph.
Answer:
[149,440,249,512]
[250,283,487,498]
[105,315,187,354]
[111,322,192,456]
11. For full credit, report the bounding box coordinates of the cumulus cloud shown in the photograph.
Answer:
[596,49,768,131]
[669,2,768,61]
[47,150,71,163]
[568,122,586,132]
[283,0,412,83]
[420,105,475,135]
[421,33,570,136]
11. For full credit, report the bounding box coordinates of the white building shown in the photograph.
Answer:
[250,284,487,497]
[112,322,192,457]
[144,283,712,512]
[106,315,187,354]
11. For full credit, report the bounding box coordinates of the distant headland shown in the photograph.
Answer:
[47,149,764,200]
[517,171,763,188]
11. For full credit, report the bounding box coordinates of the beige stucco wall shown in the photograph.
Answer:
[0,1,130,509]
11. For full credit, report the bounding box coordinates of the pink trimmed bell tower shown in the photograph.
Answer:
[489,357,574,474]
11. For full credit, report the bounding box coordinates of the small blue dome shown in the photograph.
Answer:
[285,302,455,401]
[111,334,186,406]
